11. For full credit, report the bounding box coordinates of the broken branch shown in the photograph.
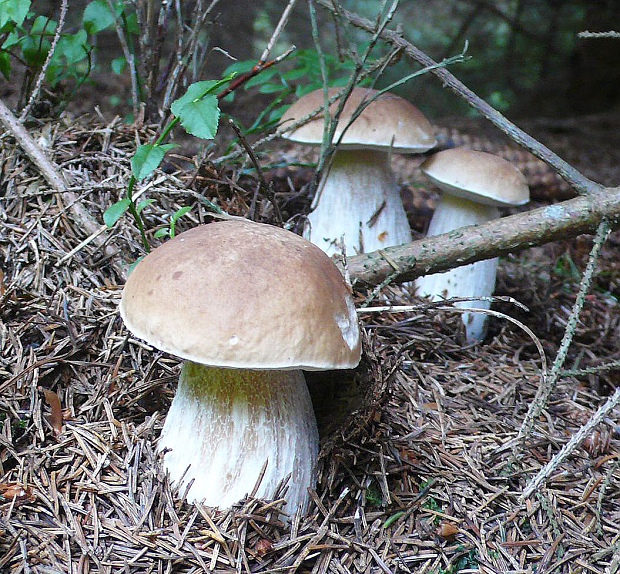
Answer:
[346,186,620,287]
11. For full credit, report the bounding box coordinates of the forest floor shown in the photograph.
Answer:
[1,104,620,574]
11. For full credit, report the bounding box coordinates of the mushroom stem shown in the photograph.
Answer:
[415,195,500,342]
[306,149,412,256]
[159,362,319,515]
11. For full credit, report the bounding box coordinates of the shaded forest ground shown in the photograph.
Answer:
[2,1,620,572]
[1,103,620,572]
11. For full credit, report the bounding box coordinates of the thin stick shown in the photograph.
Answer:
[19,0,69,120]
[227,118,283,224]
[520,385,620,501]
[515,220,611,450]
[258,0,299,65]
[562,359,620,378]
[314,0,598,196]
[0,98,124,275]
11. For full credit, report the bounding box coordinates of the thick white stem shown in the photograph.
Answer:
[416,195,500,342]
[159,362,319,515]
[305,149,412,256]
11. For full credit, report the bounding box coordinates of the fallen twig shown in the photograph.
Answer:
[520,385,620,501]
[515,221,611,451]
[0,98,125,276]
[345,188,620,286]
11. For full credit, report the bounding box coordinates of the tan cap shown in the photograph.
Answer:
[421,148,530,207]
[280,87,437,153]
[120,220,361,370]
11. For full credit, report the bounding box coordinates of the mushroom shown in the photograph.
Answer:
[280,87,437,256]
[120,219,361,515]
[415,148,530,342]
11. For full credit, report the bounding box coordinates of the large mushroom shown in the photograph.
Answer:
[120,219,361,515]
[415,148,530,342]
[280,87,437,256]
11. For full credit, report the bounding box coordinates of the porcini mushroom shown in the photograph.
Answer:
[120,219,361,515]
[280,87,437,256]
[415,148,530,342]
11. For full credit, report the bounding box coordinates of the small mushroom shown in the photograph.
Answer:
[415,148,530,342]
[280,87,437,256]
[120,219,361,514]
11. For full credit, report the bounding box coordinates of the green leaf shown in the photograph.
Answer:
[83,0,117,35]
[111,56,126,75]
[169,206,191,237]
[0,0,30,29]
[0,52,11,79]
[131,143,176,180]
[282,67,307,81]
[244,67,279,88]
[21,35,50,67]
[223,59,255,76]
[258,82,287,95]
[104,197,131,227]
[30,15,57,35]
[1,29,21,50]
[127,256,144,276]
[170,205,191,224]
[55,30,89,65]
[171,81,221,140]
[123,11,140,35]
[135,198,155,214]
[153,228,170,239]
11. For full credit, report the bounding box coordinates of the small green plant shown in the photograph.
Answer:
[439,548,479,574]
[222,48,372,135]
[1,1,93,89]
[154,206,193,240]
[553,251,581,283]
[0,0,136,111]
[103,77,231,251]
[364,482,384,507]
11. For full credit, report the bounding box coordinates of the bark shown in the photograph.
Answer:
[346,186,620,287]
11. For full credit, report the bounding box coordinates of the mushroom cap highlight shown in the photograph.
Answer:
[420,148,530,207]
[120,219,361,371]
[280,87,437,153]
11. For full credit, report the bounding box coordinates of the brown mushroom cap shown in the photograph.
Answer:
[421,148,530,207]
[280,87,437,153]
[120,220,361,370]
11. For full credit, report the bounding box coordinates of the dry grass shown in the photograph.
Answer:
[2,116,620,573]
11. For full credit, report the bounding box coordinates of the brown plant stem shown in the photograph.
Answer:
[345,187,620,287]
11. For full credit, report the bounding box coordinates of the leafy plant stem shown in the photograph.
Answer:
[125,175,150,252]
[105,0,141,120]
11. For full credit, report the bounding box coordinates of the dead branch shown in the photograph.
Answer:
[346,186,620,287]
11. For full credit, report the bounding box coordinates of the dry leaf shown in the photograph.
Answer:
[39,387,64,437]
[436,521,460,541]
[253,538,273,557]
[0,483,35,503]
